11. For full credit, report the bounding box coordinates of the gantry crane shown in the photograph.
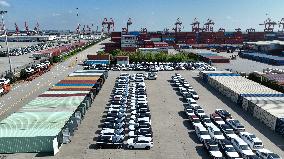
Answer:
[140,28,147,33]
[279,18,284,32]
[246,28,256,33]
[122,18,132,33]
[34,22,40,34]
[191,18,201,33]
[202,19,215,32]
[102,18,115,33]
[14,23,19,35]
[24,21,30,35]
[172,18,183,33]
[259,18,277,32]
[235,28,242,32]
[76,24,81,34]
[218,28,225,32]
[164,28,170,34]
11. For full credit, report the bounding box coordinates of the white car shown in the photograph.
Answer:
[188,91,199,100]
[207,126,225,141]
[0,78,10,85]
[127,137,153,150]
[226,119,245,133]
[231,137,255,157]
[255,148,282,159]
[239,132,264,151]
[187,98,197,105]
[195,125,211,142]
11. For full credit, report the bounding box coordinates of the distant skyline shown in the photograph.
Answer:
[0,0,283,32]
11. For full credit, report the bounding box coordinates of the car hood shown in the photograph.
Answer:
[210,151,223,157]
[242,150,255,155]
[226,152,240,157]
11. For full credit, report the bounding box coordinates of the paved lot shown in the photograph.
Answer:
[214,52,284,73]
[5,70,283,159]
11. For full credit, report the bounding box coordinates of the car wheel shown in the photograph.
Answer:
[129,146,134,149]
[145,146,150,150]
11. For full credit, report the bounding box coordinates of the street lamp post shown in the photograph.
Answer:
[0,10,12,73]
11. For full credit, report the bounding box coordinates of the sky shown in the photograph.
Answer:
[0,0,283,32]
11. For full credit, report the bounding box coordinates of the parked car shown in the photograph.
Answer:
[219,139,240,158]
[127,137,153,150]
[207,125,225,142]
[255,149,282,159]
[239,132,264,151]
[219,124,239,140]
[215,109,232,120]
[195,125,211,142]
[226,119,245,133]
[203,139,224,158]
[210,113,226,126]
[231,137,255,158]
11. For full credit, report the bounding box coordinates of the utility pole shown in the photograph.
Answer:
[0,10,12,73]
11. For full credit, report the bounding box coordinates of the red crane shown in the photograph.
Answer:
[172,18,183,33]
[191,18,201,33]
[279,18,284,32]
[102,18,115,33]
[259,18,277,32]
[24,21,30,35]
[203,19,215,32]
[14,23,19,35]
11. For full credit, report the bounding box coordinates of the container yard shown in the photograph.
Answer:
[0,1,284,159]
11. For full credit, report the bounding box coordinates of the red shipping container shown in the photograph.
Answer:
[58,80,97,84]
[38,93,87,97]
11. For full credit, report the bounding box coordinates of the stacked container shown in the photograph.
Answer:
[0,70,107,154]
[201,71,284,135]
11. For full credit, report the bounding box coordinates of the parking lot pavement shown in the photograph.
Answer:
[4,70,284,159]
[43,71,209,159]
[213,52,283,73]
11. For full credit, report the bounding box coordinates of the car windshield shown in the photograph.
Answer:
[249,134,256,138]
[254,142,262,146]
[198,110,204,113]
[214,131,223,135]
[200,131,209,135]
[240,145,249,150]
[209,145,219,151]
[268,153,280,158]
[215,118,223,121]
[225,146,236,152]
[190,91,197,95]
[193,119,200,123]
[226,130,234,134]
[204,119,211,123]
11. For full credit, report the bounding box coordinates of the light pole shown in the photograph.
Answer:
[0,10,12,73]
[76,7,80,43]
